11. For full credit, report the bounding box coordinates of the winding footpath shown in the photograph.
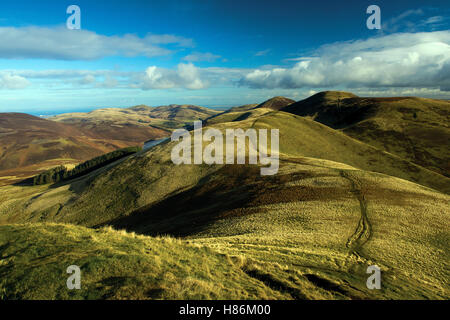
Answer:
[340,170,372,259]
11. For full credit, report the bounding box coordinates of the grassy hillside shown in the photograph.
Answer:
[0,103,449,300]
[0,159,448,299]
[0,110,448,226]
[0,223,290,300]
[282,91,450,177]
[28,146,142,185]
[254,112,450,193]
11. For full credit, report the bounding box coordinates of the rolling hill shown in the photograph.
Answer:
[52,104,220,131]
[0,105,220,185]
[204,96,294,125]
[0,92,449,300]
[282,91,450,177]
[0,113,151,185]
[0,105,448,299]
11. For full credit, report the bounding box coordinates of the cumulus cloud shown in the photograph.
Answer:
[0,26,193,60]
[182,52,221,62]
[139,63,208,90]
[0,74,30,89]
[240,31,450,91]
[177,63,207,89]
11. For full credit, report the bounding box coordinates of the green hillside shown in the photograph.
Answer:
[282,91,450,177]
[0,96,449,300]
[0,223,290,300]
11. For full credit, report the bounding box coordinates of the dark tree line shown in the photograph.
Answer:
[31,146,142,185]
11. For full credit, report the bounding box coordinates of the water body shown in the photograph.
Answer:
[143,138,169,151]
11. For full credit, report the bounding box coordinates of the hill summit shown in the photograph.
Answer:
[255,96,295,110]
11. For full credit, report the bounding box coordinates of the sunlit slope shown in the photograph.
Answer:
[105,155,448,299]
[0,159,448,299]
[252,111,450,193]
[0,223,290,300]
[0,110,448,299]
[0,110,448,228]
[282,91,450,177]
[190,163,449,300]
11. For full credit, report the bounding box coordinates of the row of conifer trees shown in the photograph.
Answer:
[32,146,142,185]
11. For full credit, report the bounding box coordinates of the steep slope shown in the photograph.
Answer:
[255,112,449,193]
[282,91,450,177]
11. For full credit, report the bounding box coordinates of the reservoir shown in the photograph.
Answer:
[143,138,169,151]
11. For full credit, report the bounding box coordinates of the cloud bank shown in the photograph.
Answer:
[240,31,450,92]
[2,30,449,96]
[0,26,193,60]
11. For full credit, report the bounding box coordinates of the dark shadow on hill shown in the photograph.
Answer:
[232,112,253,122]
[99,165,345,237]
[283,97,379,129]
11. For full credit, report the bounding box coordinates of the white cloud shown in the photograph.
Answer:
[0,26,193,60]
[142,66,175,89]
[240,31,450,91]
[182,52,221,62]
[177,63,207,89]
[0,74,30,89]
[139,63,208,90]
[3,31,449,98]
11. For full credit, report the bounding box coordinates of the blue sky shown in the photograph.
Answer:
[0,0,449,114]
